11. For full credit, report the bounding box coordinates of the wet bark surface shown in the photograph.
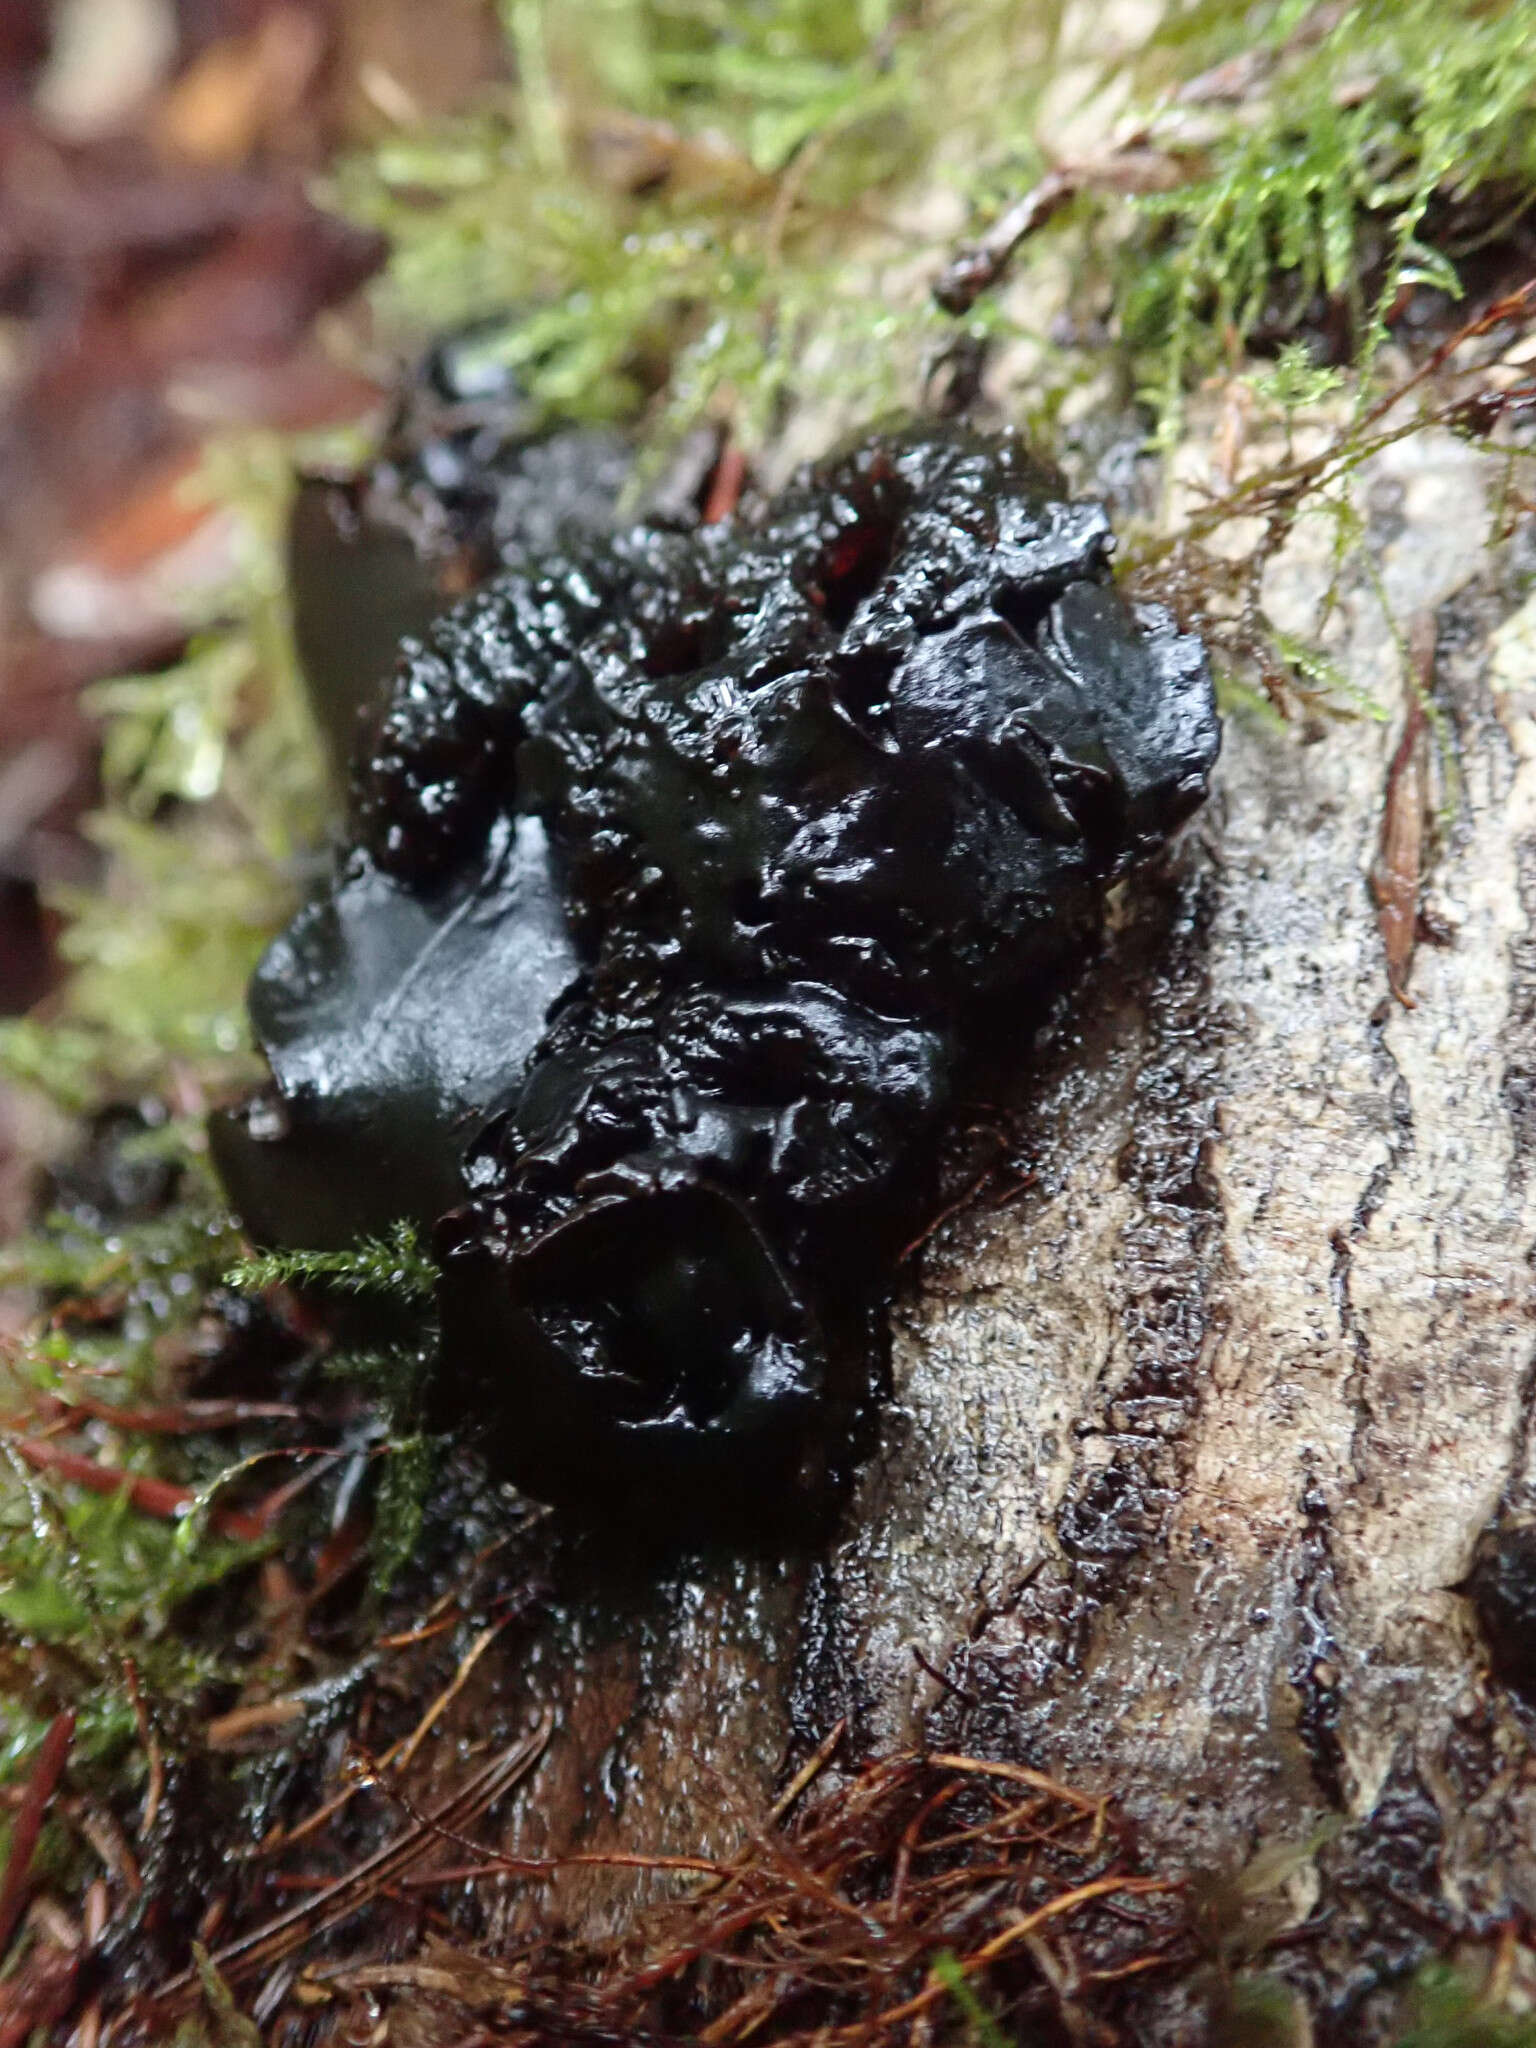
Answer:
[402,426,1536,2031]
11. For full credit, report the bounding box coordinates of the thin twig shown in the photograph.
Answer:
[0,1712,74,1957]
[121,1659,163,1842]
[769,1721,847,1828]
[827,1875,1178,2042]
[3,1438,266,1541]
[924,1753,1105,1815]
[259,1611,514,1848]
[140,1715,552,2013]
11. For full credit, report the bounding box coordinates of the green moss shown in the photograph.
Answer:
[3,1197,235,1306]
[930,1950,1013,2048]
[1126,0,1536,438]
[0,1462,266,1651]
[367,1433,442,1597]
[320,0,1536,460]
[183,1942,265,2048]
[0,436,331,1104]
[1395,1962,1536,2048]
[324,0,1074,452]
[224,1222,438,1304]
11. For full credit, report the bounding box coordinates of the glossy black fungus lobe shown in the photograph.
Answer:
[212,426,1220,1525]
[288,332,635,768]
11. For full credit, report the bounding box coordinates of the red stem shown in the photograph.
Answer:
[703,441,747,524]
[0,1712,75,1957]
[8,1439,267,1542]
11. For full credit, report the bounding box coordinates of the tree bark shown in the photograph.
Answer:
[425,421,1536,2029]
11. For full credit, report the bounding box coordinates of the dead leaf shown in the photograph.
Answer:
[1370,612,1435,1008]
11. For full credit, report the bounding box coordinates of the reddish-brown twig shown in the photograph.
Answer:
[0,1711,75,1958]
[5,1438,267,1540]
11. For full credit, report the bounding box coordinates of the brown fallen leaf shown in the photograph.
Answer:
[0,1,49,104]
[0,140,385,581]
[1370,612,1435,1008]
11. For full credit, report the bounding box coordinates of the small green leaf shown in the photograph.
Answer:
[930,1951,1011,2048]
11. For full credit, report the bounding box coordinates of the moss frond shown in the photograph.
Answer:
[1125,0,1536,438]
[1,1198,241,1307]
[0,1454,266,1651]
[368,1433,442,1596]
[225,1222,439,1303]
[930,1950,1014,2048]
[324,0,1072,451]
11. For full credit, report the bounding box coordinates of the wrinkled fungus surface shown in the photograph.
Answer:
[213,426,1220,1524]
[288,330,634,764]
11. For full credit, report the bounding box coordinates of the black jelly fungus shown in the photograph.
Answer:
[288,327,634,765]
[212,424,1220,1526]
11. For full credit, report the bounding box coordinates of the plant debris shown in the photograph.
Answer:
[1124,283,1536,711]
[168,1739,1190,2045]
[141,1711,554,2021]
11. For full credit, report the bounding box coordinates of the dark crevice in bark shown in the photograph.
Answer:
[915,849,1228,1760]
[1289,1482,1348,1809]
[1332,1010,1416,1487]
